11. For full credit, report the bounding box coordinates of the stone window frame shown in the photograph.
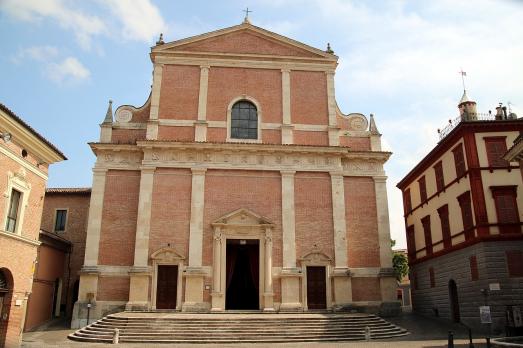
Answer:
[2,169,31,236]
[52,208,69,233]
[226,95,262,144]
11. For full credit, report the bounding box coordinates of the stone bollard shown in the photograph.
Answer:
[448,331,454,348]
[113,328,120,344]
[364,326,371,341]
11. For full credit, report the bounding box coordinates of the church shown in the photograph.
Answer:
[73,18,396,326]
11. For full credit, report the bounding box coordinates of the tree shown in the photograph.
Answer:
[391,239,409,282]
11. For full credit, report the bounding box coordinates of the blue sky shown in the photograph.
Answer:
[1,0,522,248]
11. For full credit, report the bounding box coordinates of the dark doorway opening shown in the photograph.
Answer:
[0,268,13,348]
[156,265,178,309]
[306,266,327,310]
[449,279,460,322]
[226,239,259,310]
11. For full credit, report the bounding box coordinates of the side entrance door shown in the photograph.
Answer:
[156,265,178,310]
[306,266,327,310]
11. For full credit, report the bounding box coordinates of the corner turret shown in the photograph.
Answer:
[458,90,477,121]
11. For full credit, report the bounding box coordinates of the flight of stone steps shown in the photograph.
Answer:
[69,312,408,343]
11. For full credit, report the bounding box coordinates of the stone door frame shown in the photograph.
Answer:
[211,208,275,311]
[299,252,332,310]
[150,248,185,311]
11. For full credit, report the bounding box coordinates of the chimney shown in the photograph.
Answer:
[495,104,505,120]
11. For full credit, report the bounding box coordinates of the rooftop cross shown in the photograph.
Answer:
[243,7,252,23]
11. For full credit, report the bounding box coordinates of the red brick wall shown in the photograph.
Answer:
[339,137,371,150]
[207,128,227,142]
[131,103,150,122]
[158,126,194,142]
[158,65,200,120]
[262,129,281,144]
[344,177,380,267]
[295,172,334,260]
[202,170,283,268]
[149,168,192,257]
[111,129,146,144]
[207,67,282,123]
[98,170,140,266]
[40,192,90,315]
[290,71,328,125]
[97,277,130,301]
[351,278,381,301]
[176,30,318,58]
[293,131,329,146]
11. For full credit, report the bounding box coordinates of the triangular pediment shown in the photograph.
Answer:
[212,208,274,226]
[150,247,185,261]
[153,23,337,60]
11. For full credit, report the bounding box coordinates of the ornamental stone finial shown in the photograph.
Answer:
[326,43,334,54]
[103,99,113,124]
[369,113,380,135]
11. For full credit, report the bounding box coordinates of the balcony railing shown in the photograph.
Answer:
[437,112,506,140]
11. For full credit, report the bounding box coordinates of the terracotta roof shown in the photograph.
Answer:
[46,187,91,194]
[0,103,67,160]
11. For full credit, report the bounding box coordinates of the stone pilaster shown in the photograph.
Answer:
[195,66,210,142]
[326,71,339,146]
[183,167,207,311]
[127,167,155,311]
[374,175,396,302]
[147,63,163,140]
[280,170,301,310]
[211,227,223,311]
[330,172,352,305]
[263,227,275,311]
[281,69,293,144]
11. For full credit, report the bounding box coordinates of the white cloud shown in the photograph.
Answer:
[101,0,167,43]
[12,45,59,64]
[1,0,106,50]
[46,57,90,83]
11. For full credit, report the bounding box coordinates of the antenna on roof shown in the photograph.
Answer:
[243,7,252,24]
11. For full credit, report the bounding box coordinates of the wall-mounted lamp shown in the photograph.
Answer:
[1,132,12,143]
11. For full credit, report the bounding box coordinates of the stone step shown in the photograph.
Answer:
[69,312,408,343]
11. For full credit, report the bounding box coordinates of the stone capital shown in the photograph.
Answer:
[191,167,208,175]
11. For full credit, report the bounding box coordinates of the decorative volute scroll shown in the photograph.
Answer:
[150,247,185,263]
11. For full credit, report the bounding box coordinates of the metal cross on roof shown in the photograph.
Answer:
[243,7,252,22]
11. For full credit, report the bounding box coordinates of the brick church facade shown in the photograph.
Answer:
[73,20,396,326]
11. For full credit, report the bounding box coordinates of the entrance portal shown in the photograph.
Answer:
[225,239,259,310]
[449,279,460,322]
[0,269,13,348]
[156,265,178,309]
[306,266,327,310]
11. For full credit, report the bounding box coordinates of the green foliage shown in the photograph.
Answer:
[392,251,409,282]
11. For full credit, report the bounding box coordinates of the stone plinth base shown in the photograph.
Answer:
[71,300,126,329]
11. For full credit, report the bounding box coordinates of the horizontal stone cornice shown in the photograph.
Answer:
[89,142,390,176]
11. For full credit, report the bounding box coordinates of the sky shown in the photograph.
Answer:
[1,0,522,249]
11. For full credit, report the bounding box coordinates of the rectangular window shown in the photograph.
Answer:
[437,205,452,248]
[491,186,519,234]
[434,161,445,192]
[403,188,412,213]
[470,255,479,281]
[418,176,427,203]
[429,267,435,288]
[422,215,433,255]
[5,189,21,233]
[484,137,508,167]
[54,210,67,232]
[406,225,416,260]
[506,250,523,277]
[452,144,466,178]
[458,191,474,240]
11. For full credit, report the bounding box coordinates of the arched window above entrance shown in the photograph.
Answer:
[231,100,258,140]
[0,271,7,291]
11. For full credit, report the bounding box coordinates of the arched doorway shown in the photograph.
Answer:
[0,268,13,348]
[448,279,460,322]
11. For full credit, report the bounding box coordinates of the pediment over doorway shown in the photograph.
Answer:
[150,247,185,262]
[211,208,275,227]
[300,251,332,263]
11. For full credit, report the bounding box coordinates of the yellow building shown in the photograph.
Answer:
[397,93,522,333]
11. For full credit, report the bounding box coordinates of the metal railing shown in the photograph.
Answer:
[437,112,510,140]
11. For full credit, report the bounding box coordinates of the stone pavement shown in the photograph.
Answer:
[22,313,491,348]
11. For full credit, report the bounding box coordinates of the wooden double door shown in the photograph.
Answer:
[306,266,327,310]
[156,265,178,310]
